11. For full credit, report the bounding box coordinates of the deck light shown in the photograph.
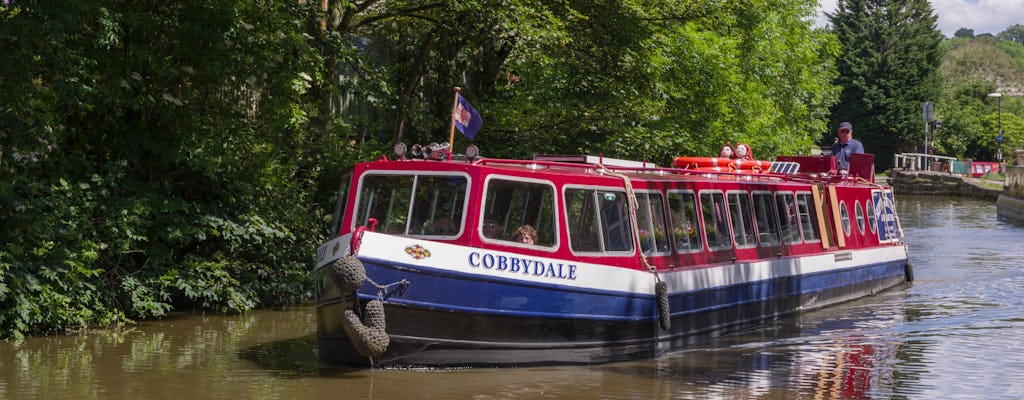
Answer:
[393,142,407,159]
[465,144,480,158]
[423,142,439,158]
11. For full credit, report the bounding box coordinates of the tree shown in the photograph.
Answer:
[0,0,844,338]
[0,0,325,339]
[937,36,1024,160]
[954,28,974,38]
[828,0,944,169]
[998,23,1024,44]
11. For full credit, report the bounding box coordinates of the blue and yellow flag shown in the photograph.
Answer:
[454,95,483,139]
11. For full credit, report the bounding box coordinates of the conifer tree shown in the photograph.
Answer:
[828,0,944,168]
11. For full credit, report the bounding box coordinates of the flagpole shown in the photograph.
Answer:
[447,87,461,161]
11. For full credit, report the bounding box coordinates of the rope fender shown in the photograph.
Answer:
[342,300,390,358]
[329,255,392,359]
[655,280,670,331]
[329,256,367,293]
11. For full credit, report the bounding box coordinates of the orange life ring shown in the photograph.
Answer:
[730,159,772,171]
[690,166,729,172]
[674,157,772,173]
[672,157,733,168]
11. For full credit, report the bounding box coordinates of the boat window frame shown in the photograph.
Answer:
[562,184,636,257]
[839,200,852,236]
[478,174,559,251]
[726,190,757,249]
[775,191,803,244]
[751,190,781,247]
[352,170,472,239]
[698,190,734,251]
[865,197,878,235]
[795,191,823,244]
[854,200,866,235]
[330,171,353,236]
[667,190,704,254]
[635,190,672,256]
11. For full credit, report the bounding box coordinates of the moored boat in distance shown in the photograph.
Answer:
[312,144,910,368]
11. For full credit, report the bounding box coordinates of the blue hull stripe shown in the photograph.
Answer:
[353,258,906,322]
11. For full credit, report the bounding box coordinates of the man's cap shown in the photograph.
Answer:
[839,122,853,131]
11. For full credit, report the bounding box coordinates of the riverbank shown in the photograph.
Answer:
[887,169,1002,200]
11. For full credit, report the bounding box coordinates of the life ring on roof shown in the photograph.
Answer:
[672,157,733,168]
[674,157,772,173]
[730,159,771,171]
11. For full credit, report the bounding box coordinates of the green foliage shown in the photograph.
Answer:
[0,0,335,339]
[936,35,1024,161]
[955,28,974,38]
[828,0,944,168]
[1,0,841,339]
[998,24,1024,44]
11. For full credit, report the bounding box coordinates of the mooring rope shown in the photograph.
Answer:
[596,164,671,330]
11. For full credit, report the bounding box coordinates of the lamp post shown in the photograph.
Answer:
[988,92,1003,162]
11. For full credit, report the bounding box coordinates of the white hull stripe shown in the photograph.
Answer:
[316,232,908,295]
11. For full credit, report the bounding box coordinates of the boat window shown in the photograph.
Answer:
[636,192,670,254]
[727,191,756,247]
[668,191,702,253]
[796,192,821,242]
[481,178,556,247]
[565,188,634,254]
[854,200,865,235]
[355,173,468,237]
[866,198,877,235]
[752,192,780,246]
[775,192,802,244]
[699,192,732,250]
[839,201,851,236]
[330,172,352,236]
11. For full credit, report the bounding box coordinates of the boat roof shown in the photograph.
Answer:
[358,153,873,187]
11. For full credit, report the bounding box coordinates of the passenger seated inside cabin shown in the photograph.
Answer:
[512,224,538,245]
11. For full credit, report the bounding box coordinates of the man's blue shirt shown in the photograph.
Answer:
[831,139,864,170]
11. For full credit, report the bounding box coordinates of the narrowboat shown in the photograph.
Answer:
[312,143,911,367]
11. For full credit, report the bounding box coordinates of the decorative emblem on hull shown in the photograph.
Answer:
[405,244,432,259]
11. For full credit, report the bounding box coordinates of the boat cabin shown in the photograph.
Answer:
[329,148,901,273]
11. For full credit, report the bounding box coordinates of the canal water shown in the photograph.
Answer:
[2,195,1023,399]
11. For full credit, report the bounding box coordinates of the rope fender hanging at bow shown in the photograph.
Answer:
[330,255,391,359]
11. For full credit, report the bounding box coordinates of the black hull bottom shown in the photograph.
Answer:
[316,274,907,368]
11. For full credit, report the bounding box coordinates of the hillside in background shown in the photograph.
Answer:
[942,36,1024,96]
[934,33,1024,161]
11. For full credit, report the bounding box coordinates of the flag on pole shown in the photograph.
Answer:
[454,95,483,139]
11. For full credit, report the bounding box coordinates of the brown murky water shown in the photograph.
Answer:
[2,195,1023,399]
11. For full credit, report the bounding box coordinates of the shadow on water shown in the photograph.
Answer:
[236,335,322,378]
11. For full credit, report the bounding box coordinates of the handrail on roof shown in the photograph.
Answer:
[470,155,826,184]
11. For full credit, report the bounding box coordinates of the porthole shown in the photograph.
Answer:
[839,201,851,236]
[854,200,865,235]
[866,199,877,234]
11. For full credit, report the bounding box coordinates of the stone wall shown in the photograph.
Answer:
[887,170,1002,200]
[998,164,1024,222]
